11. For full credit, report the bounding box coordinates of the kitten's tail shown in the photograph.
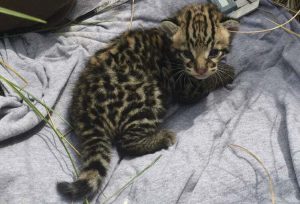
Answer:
[57,135,112,200]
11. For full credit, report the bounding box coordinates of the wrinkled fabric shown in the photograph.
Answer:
[0,0,300,203]
[0,0,128,141]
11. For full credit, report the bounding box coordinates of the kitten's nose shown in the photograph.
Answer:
[196,67,208,75]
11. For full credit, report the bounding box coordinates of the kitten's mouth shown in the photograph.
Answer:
[192,75,210,79]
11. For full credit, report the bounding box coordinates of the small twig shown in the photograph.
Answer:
[230,8,300,34]
[229,144,276,204]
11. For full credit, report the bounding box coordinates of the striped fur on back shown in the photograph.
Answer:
[57,3,239,201]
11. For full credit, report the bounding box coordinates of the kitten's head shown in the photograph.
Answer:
[161,3,239,79]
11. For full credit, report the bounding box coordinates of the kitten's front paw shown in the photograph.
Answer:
[159,129,176,148]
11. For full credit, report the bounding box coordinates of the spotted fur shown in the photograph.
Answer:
[57,3,239,200]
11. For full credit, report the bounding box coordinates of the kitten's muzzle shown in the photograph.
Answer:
[190,66,217,80]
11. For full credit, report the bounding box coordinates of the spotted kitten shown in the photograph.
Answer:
[57,3,239,200]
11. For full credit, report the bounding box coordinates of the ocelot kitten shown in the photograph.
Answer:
[57,3,239,200]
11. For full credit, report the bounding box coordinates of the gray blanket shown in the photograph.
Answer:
[0,0,300,203]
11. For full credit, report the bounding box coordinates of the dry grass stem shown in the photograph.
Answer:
[46,109,81,156]
[230,8,300,34]
[129,0,135,30]
[0,59,28,88]
[60,134,81,156]
[266,18,300,37]
[229,144,276,204]
[45,109,79,177]
[102,155,162,204]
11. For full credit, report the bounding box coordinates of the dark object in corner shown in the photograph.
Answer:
[0,0,75,34]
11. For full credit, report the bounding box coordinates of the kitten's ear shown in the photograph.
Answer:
[221,17,240,31]
[160,17,179,36]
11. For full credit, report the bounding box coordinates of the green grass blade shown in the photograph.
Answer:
[0,7,46,24]
[0,76,46,120]
[46,109,79,176]
[0,75,72,128]
[0,75,78,176]
[0,75,87,200]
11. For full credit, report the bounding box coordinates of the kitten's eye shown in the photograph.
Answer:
[182,51,193,59]
[208,49,220,58]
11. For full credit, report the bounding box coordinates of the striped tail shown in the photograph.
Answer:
[57,135,112,200]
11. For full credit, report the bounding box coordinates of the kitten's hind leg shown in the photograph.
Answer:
[117,124,176,157]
